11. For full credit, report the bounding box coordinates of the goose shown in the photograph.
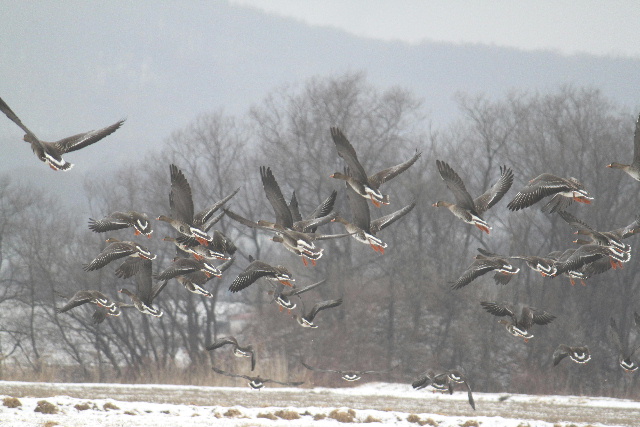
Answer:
[117,259,165,317]
[211,366,303,389]
[558,210,639,255]
[293,298,343,328]
[552,345,591,366]
[83,238,155,272]
[607,112,640,181]
[0,96,124,171]
[229,258,294,293]
[330,127,421,207]
[451,248,519,290]
[154,257,223,281]
[206,336,256,371]
[507,173,592,212]
[433,161,513,234]
[88,211,152,238]
[608,316,640,372]
[552,244,629,279]
[57,290,116,313]
[163,230,235,261]
[270,279,326,313]
[412,370,475,410]
[333,182,416,254]
[157,164,239,245]
[480,301,555,341]
[301,359,396,381]
[90,302,132,324]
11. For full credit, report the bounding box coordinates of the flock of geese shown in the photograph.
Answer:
[2,94,640,410]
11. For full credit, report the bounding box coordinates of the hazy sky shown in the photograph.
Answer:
[231,0,640,58]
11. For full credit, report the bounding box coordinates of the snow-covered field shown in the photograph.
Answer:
[1,381,638,426]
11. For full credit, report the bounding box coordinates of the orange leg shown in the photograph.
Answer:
[193,254,204,261]
[570,278,576,286]
[280,280,293,287]
[134,230,141,236]
[311,259,317,266]
[475,223,490,234]
[370,196,381,208]
[302,257,308,267]
[196,237,209,245]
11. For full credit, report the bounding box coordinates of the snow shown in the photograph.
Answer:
[1,381,637,426]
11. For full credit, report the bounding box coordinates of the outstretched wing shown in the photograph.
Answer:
[193,187,240,227]
[474,165,514,214]
[212,366,251,380]
[55,119,125,153]
[301,359,341,374]
[436,160,475,211]
[260,166,293,228]
[330,127,368,183]
[370,201,416,234]
[206,336,238,351]
[0,96,39,141]
[480,301,517,322]
[307,298,343,322]
[169,164,195,224]
[368,150,421,188]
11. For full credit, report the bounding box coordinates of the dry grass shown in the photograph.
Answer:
[103,402,119,411]
[257,412,278,420]
[42,422,59,427]
[74,402,91,411]
[460,421,479,427]
[314,413,327,420]
[363,414,382,423]
[34,400,58,414]
[329,408,356,423]
[3,396,22,408]
[124,410,137,415]
[407,414,421,423]
[223,408,242,418]
[274,409,300,420]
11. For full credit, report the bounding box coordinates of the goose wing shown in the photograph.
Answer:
[229,261,275,293]
[507,174,572,211]
[474,165,514,214]
[436,160,476,211]
[83,242,135,271]
[370,201,416,234]
[451,259,499,290]
[304,190,338,232]
[346,184,371,231]
[54,119,125,153]
[88,212,132,233]
[289,191,303,223]
[301,359,342,374]
[169,164,195,224]
[260,166,293,228]
[306,298,343,322]
[211,366,252,380]
[330,127,368,183]
[57,290,98,313]
[480,301,517,322]
[193,187,240,227]
[206,336,238,351]
[0,96,39,141]
[368,150,421,188]
[285,279,326,297]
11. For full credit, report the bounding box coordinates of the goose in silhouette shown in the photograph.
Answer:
[552,344,591,366]
[433,161,513,234]
[607,112,640,181]
[507,173,592,212]
[211,366,303,389]
[206,336,256,371]
[229,257,294,293]
[451,248,519,290]
[293,298,343,328]
[480,301,555,341]
[83,238,155,272]
[88,211,152,238]
[301,359,396,381]
[608,316,640,372]
[330,127,421,207]
[154,257,223,281]
[0,96,124,171]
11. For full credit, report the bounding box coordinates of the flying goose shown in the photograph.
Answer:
[451,248,520,290]
[270,279,326,313]
[83,238,155,272]
[206,336,256,371]
[301,359,396,381]
[608,316,640,372]
[433,160,513,234]
[211,366,303,389]
[607,112,640,181]
[0,96,124,171]
[481,301,555,341]
[88,211,152,238]
[330,127,421,207]
[293,298,343,328]
[229,258,294,293]
[507,173,593,212]
[117,259,166,317]
[552,344,591,366]
[412,370,475,410]
[57,290,116,313]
